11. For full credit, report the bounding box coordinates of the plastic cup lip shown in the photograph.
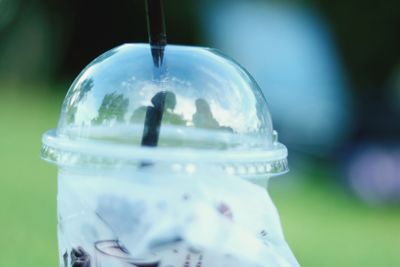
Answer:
[41,129,289,177]
[41,129,287,164]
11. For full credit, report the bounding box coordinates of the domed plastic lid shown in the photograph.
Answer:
[41,44,288,177]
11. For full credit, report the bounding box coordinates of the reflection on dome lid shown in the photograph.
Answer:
[42,44,287,174]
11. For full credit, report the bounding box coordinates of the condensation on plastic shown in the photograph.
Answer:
[58,165,299,267]
[41,44,288,177]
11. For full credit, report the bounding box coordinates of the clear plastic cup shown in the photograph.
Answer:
[41,44,297,267]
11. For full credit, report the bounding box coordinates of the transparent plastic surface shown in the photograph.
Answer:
[58,165,299,267]
[42,44,288,176]
[41,44,298,267]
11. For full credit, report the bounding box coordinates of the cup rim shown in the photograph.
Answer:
[41,129,289,177]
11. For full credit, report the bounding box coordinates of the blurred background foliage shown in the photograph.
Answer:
[0,0,400,266]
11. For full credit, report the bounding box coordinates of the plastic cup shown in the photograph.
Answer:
[42,44,297,267]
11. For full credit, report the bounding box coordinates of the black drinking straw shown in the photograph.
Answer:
[145,0,167,67]
[141,0,167,148]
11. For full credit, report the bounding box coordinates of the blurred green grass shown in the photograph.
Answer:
[270,177,400,266]
[0,86,399,267]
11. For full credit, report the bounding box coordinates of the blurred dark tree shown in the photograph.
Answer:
[0,0,67,82]
[54,0,199,78]
[313,0,400,141]
[315,0,400,92]
[1,0,400,101]
[0,0,199,82]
